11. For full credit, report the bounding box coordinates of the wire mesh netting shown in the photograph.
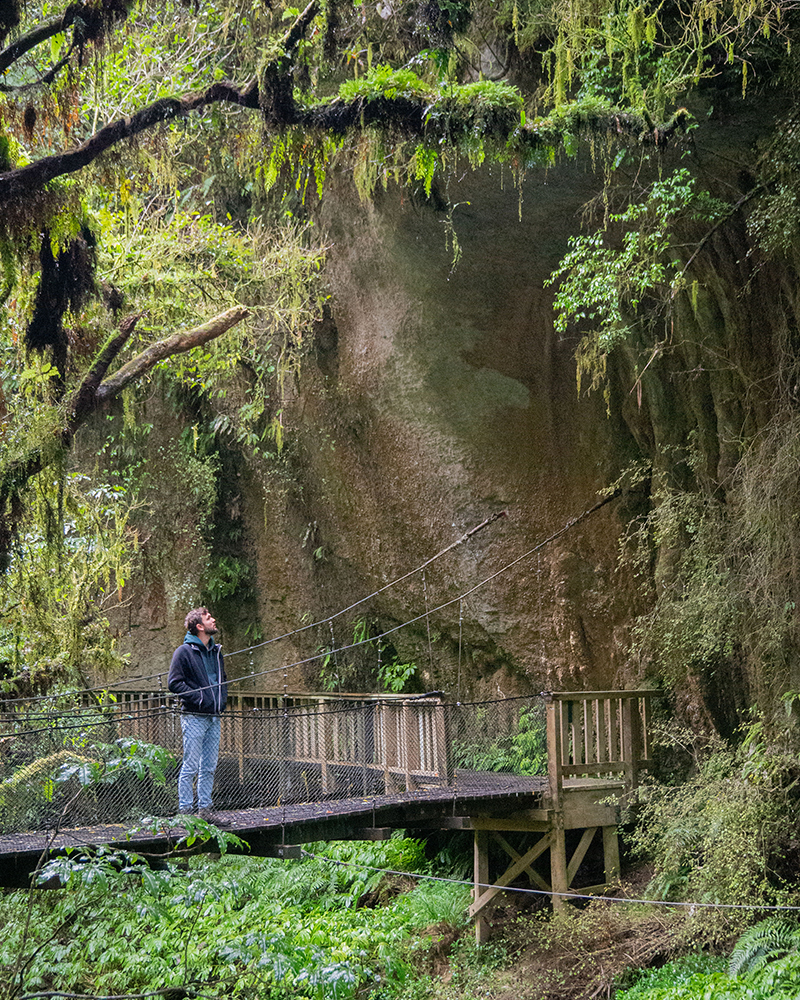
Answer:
[0,693,551,834]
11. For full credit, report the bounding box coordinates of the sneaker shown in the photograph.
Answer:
[197,808,231,827]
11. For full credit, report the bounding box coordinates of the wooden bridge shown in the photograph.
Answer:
[0,689,654,938]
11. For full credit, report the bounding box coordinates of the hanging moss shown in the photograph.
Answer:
[0,0,20,43]
[25,226,98,377]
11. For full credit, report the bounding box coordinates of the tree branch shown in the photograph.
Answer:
[0,306,249,570]
[0,1,320,204]
[0,88,241,203]
[94,305,249,403]
[0,0,688,207]
[0,4,81,75]
[66,312,141,433]
[0,46,75,93]
[0,90,690,206]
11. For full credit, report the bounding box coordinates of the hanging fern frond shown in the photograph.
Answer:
[730,918,800,976]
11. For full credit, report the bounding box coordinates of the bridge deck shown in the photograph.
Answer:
[0,773,547,887]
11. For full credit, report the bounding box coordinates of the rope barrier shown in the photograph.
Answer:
[301,849,800,913]
[0,689,545,730]
[0,510,507,708]
[0,696,550,833]
[119,491,620,706]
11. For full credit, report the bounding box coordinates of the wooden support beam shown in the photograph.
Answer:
[470,831,554,920]
[337,828,394,840]
[470,815,551,832]
[250,844,302,859]
[407,816,473,831]
[550,816,568,915]
[474,829,490,945]
[603,825,620,884]
[491,832,551,891]
[566,826,597,884]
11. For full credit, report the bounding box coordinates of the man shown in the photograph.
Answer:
[168,607,231,826]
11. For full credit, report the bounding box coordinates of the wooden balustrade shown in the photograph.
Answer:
[67,690,453,791]
[544,690,653,801]
[2,688,652,809]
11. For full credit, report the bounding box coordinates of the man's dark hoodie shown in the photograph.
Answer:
[168,633,228,715]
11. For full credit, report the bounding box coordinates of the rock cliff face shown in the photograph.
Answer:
[119,116,799,721]
[280,166,647,697]
[122,160,652,697]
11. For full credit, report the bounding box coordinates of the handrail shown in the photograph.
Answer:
[98,686,421,703]
[545,689,657,700]
[544,690,655,801]
[0,688,658,835]
[73,689,453,788]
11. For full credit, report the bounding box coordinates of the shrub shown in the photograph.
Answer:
[625,720,800,941]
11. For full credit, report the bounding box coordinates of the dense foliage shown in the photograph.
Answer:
[1,0,800,716]
[615,945,800,1000]
[4,1,800,996]
[628,719,800,927]
[0,837,477,1000]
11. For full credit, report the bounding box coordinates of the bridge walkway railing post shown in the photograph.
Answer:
[544,689,653,913]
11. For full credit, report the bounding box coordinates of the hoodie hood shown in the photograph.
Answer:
[184,632,218,652]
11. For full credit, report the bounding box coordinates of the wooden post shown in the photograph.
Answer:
[570,699,582,766]
[474,829,490,945]
[621,696,642,791]
[321,699,332,795]
[549,814,568,915]
[238,710,245,786]
[545,696,563,807]
[602,825,620,884]
[641,694,652,761]
[403,701,413,791]
[433,699,453,784]
[546,695,568,913]
[596,697,608,763]
[608,695,620,762]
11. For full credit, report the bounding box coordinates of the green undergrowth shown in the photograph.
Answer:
[3,819,800,1000]
[625,719,800,943]
[0,837,477,1000]
[615,947,800,999]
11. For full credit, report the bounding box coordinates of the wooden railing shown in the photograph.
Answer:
[71,688,653,799]
[544,690,654,800]
[92,690,452,790]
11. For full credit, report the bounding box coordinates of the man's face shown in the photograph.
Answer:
[199,610,217,635]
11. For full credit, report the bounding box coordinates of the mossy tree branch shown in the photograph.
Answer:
[91,305,249,405]
[0,3,83,76]
[0,97,690,207]
[0,0,319,203]
[0,306,249,570]
[0,0,691,207]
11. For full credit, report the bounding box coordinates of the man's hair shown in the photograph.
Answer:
[184,608,208,635]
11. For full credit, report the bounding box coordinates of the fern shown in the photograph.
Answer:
[729,918,800,976]
[394,880,470,929]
